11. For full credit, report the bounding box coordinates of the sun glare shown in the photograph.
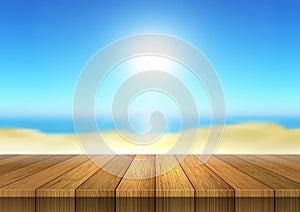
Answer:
[131,55,176,73]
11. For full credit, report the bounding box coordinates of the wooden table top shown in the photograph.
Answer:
[0,155,299,212]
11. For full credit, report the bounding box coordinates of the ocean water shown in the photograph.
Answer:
[0,116,299,134]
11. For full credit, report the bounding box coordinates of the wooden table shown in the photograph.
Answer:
[0,155,299,212]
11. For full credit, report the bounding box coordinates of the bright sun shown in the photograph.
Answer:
[131,55,175,73]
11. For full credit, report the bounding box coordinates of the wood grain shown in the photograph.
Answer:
[0,197,35,212]
[0,155,51,175]
[278,155,300,163]
[156,155,194,212]
[0,155,32,167]
[37,155,114,197]
[219,155,300,212]
[76,155,134,212]
[239,155,300,184]
[0,155,299,212]
[256,155,300,172]
[0,155,88,197]
[177,155,234,212]
[0,155,72,188]
[116,155,155,212]
[36,155,114,212]
[206,156,273,197]
[0,155,83,212]
[206,156,274,212]
[219,155,300,196]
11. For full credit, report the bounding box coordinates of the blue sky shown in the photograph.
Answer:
[0,0,300,118]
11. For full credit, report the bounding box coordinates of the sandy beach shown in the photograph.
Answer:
[0,123,299,154]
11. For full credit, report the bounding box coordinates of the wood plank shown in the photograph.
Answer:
[240,155,300,184]
[36,155,114,212]
[206,156,273,197]
[0,155,52,175]
[176,155,234,212]
[0,155,298,212]
[278,155,300,163]
[37,155,114,197]
[0,155,73,188]
[156,155,194,212]
[0,155,85,212]
[0,197,35,212]
[0,155,15,160]
[220,155,300,196]
[219,155,300,212]
[274,196,300,212]
[255,155,300,172]
[205,156,274,212]
[76,155,134,212]
[177,155,234,197]
[0,155,32,167]
[0,155,89,197]
[116,155,155,212]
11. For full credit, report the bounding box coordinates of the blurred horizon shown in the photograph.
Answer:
[0,116,300,134]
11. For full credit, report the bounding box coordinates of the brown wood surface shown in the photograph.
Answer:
[0,155,76,212]
[205,156,273,197]
[0,155,33,167]
[36,155,114,212]
[256,155,300,172]
[0,155,89,197]
[116,155,155,212]
[278,155,300,163]
[0,154,299,212]
[219,155,300,196]
[0,155,51,175]
[205,156,274,212]
[0,155,14,160]
[156,155,194,212]
[0,155,72,188]
[76,155,134,212]
[176,155,234,212]
[239,155,300,184]
[37,155,114,197]
[219,155,300,212]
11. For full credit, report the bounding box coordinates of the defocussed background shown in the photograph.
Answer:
[0,0,300,133]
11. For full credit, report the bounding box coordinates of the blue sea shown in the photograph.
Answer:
[0,116,299,134]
